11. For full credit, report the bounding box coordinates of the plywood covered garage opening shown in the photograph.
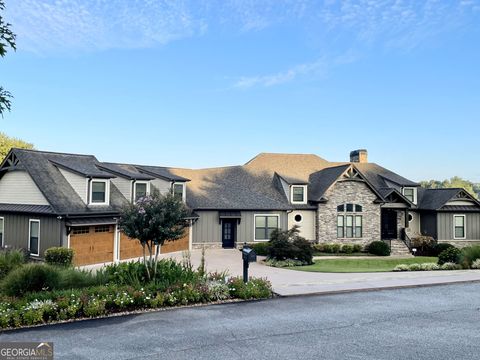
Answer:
[70,225,115,266]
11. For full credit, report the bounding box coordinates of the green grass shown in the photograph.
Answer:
[292,257,438,273]
[313,252,373,257]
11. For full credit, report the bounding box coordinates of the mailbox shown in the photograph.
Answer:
[242,247,257,263]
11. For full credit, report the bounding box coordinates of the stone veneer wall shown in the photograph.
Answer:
[317,180,381,245]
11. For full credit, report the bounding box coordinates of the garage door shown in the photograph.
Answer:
[70,225,115,266]
[119,228,190,260]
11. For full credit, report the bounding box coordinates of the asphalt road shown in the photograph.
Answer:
[1,283,480,359]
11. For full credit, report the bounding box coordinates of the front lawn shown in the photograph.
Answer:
[291,257,438,273]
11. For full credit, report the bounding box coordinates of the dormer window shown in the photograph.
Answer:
[291,185,307,204]
[89,179,110,205]
[134,181,150,202]
[402,187,417,204]
[173,182,186,202]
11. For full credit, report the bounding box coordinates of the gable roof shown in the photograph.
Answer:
[308,165,350,201]
[354,163,419,188]
[417,188,480,210]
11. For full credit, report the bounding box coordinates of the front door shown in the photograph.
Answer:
[222,220,236,248]
[381,209,398,240]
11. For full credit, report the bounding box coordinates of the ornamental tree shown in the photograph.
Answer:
[118,192,190,279]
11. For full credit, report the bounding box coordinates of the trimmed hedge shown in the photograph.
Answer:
[45,247,74,267]
[366,241,390,256]
[251,242,269,256]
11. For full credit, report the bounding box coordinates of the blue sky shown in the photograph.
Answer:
[2,0,480,181]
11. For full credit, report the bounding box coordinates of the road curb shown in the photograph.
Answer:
[273,278,480,298]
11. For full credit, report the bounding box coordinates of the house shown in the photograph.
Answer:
[0,149,194,266]
[1,148,479,265]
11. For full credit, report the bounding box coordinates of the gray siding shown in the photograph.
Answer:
[437,212,480,241]
[192,210,288,246]
[112,177,132,202]
[420,211,437,239]
[151,179,171,195]
[0,213,64,257]
[0,170,49,205]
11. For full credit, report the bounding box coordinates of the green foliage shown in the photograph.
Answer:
[438,247,461,265]
[353,244,363,253]
[44,247,74,267]
[265,258,304,267]
[98,261,149,287]
[0,0,16,117]
[459,246,480,269]
[470,259,480,269]
[393,263,441,272]
[440,262,461,270]
[267,226,313,264]
[118,192,190,279]
[341,244,354,254]
[251,242,269,256]
[0,132,34,161]
[420,177,480,199]
[228,277,272,300]
[366,241,391,256]
[433,243,454,256]
[0,249,25,280]
[57,268,101,289]
[1,264,60,296]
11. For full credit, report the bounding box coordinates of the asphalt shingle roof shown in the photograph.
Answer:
[98,163,154,180]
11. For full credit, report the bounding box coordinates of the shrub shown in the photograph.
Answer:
[420,263,440,271]
[441,262,461,270]
[408,263,422,271]
[366,241,390,256]
[58,268,102,289]
[331,243,341,254]
[322,244,334,253]
[265,258,304,267]
[0,249,26,280]
[251,242,269,256]
[438,247,461,265]
[393,264,410,272]
[313,243,325,253]
[470,259,480,269]
[459,246,480,269]
[99,261,148,287]
[44,247,74,267]
[353,244,363,253]
[1,264,61,297]
[228,277,272,300]
[82,296,107,317]
[341,244,354,254]
[433,243,454,256]
[267,226,313,264]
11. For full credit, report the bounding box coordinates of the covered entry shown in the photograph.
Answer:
[219,211,241,248]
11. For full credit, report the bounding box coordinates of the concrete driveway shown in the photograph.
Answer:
[155,249,480,296]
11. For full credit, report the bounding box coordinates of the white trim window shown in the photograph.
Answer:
[402,187,417,204]
[89,179,110,205]
[134,181,150,202]
[291,185,307,204]
[254,214,280,241]
[29,219,40,256]
[172,182,186,202]
[454,215,466,239]
[0,217,4,247]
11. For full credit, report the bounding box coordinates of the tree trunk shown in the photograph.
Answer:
[153,244,160,279]
[142,243,151,280]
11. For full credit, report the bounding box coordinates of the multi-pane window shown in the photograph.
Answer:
[454,215,466,239]
[0,217,4,247]
[402,187,416,204]
[91,181,107,204]
[291,186,305,203]
[337,204,363,238]
[134,182,148,201]
[95,225,111,233]
[72,226,89,235]
[29,220,40,256]
[255,215,279,241]
[173,183,184,201]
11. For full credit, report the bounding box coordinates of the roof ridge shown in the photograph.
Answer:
[13,148,95,158]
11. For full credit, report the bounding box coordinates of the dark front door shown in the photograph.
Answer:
[222,220,236,248]
[381,209,398,240]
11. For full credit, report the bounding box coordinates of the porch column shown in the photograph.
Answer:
[404,209,409,228]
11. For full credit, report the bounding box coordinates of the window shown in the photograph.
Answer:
[254,215,279,241]
[337,216,344,238]
[72,226,89,235]
[173,183,185,201]
[408,213,414,223]
[454,215,466,239]
[0,217,4,247]
[95,225,111,233]
[29,219,40,256]
[90,179,109,205]
[337,204,363,238]
[134,181,149,202]
[402,187,417,204]
[294,214,303,223]
[291,186,306,203]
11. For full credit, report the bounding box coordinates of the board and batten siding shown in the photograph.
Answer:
[0,171,49,205]
[0,213,64,256]
[58,168,87,203]
[437,212,480,242]
[192,210,288,246]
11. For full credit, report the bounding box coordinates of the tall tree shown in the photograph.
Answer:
[0,0,16,117]
[0,132,34,161]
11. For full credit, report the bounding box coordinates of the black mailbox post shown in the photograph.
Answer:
[241,243,257,283]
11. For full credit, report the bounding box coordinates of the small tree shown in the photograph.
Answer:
[267,226,313,265]
[118,192,190,279]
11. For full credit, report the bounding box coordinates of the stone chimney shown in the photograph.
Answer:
[350,149,368,163]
